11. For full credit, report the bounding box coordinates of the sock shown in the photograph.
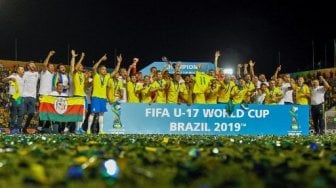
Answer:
[75,122,80,131]
[99,115,104,132]
[76,108,85,131]
[87,114,94,132]
[76,113,85,131]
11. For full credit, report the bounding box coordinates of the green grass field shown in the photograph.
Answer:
[1,134,336,187]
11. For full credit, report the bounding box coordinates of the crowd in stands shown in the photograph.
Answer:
[1,50,335,135]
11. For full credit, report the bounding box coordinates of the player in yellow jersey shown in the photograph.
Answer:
[126,73,141,103]
[218,74,236,104]
[205,79,220,104]
[264,80,283,104]
[179,75,193,105]
[193,64,213,104]
[70,50,86,134]
[243,74,255,103]
[293,77,310,105]
[166,72,183,104]
[87,54,122,134]
[139,75,153,103]
[107,71,124,103]
[212,50,235,104]
[150,71,167,103]
[231,79,249,104]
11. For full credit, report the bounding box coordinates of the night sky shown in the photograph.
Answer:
[0,0,335,76]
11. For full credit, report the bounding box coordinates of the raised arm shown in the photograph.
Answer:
[319,76,331,90]
[161,56,170,73]
[111,54,122,77]
[249,60,255,77]
[43,50,55,71]
[197,63,203,72]
[129,58,139,74]
[93,54,107,74]
[2,74,15,83]
[214,51,220,75]
[273,65,281,79]
[70,50,78,74]
[243,63,248,75]
[237,64,242,79]
[174,61,181,73]
[126,61,137,80]
[75,52,85,71]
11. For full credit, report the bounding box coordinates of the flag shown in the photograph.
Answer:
[193,71,214,93]
[52,73,61,90]
[11,80,22,105]
[39,96,84,122]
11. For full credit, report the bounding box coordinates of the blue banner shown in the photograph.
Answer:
[103,103,309,136]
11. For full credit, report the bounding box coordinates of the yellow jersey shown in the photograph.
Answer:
[126,81,140,103]
[180,83,192,104]
[206,84,220,104]
[151,79,167,103]
[92,73,110,99]
[167,81,180,104]
[140,84,153,103]
[218,81,235,103]
[72,71,86,96]
[231,86,248,104]
[265,87,283,104]
[295,84,310,105]
[194,93,206,104]
[107,78,123,103]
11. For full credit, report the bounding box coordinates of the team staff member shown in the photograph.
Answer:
[38,50,55,132]
[310,76,330,134]
[22,62,39,133]
[2,66,25,134]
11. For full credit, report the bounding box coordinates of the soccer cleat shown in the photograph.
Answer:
[22,127,28,134]
[98,131,105,135]
[10,128,17,134]
[75,128,85,135]
[63,127,69,134]
[86,130,91,134]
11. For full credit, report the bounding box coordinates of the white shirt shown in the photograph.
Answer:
[118,76,127,103]
[53,73,70,96]
[39,70,54,95]
[7,74,24,96]
[310,86,326,105]
[68,75,74,97]
[255,92,266,104]
[280,82,293,104]
[61,74,69,96]
[50,91,68,96]
[22,71,39,98]
[257,81,269,88]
